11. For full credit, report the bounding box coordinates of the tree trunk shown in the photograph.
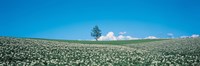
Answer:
[95,38,98,41]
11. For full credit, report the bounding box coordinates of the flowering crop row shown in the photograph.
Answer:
[125,38,200,65]
[0,37,200,65]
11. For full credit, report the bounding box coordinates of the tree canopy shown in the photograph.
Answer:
[91,25,102,41]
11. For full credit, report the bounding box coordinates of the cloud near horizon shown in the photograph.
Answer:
[119,32,127,35]
[180,34,199,38]
[98,32,139,41]
[145,36,158,39]
[97,32,200,41]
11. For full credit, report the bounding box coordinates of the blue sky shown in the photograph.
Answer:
[0,0,200,40]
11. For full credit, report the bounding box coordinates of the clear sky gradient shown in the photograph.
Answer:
[0,0,200,40]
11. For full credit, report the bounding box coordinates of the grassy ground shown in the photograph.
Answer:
[30,38,168,45]
[0,37,200,65]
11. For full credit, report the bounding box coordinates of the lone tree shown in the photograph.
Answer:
[91,25,102,41]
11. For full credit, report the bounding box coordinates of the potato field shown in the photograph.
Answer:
[0,37,200,66]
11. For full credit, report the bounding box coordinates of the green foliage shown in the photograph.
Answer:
[49,39,168,45]
[91,25,101,41]
[28,37,168,45]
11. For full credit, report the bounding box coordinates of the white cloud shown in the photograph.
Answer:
[98,32,117,41]
[180,34,199,38]
[116,35,139,40]
[126,36,140,40]
[191,34,199,38]
[106,32,117,40]
[98,32,139,41]
[119,32,126,35]
[145,36,158,39]
[98,32,165,40]
[180,36,190,38]
[117,35,125,40]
